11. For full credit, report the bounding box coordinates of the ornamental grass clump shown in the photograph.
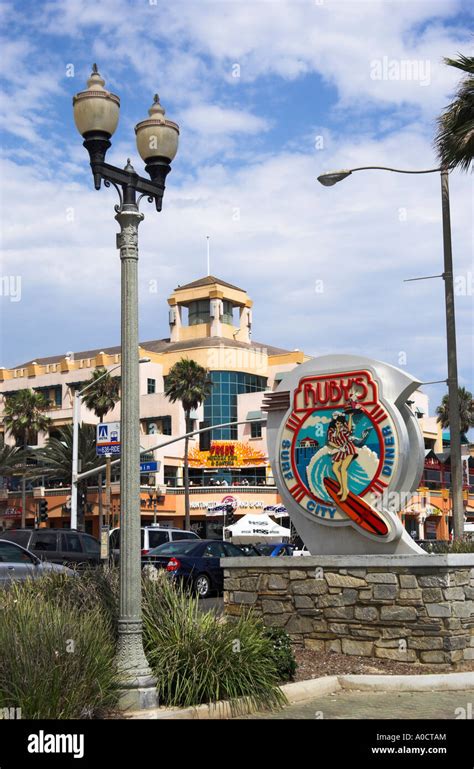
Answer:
[0,574,119,719]
[142,572,286,713]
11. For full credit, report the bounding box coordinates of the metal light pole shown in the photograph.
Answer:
[317,164,464,538]
[439,168,464,539]
[73,65,179,710]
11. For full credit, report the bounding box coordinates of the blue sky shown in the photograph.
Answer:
[0,0,473,417]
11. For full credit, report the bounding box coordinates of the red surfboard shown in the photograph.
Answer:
[323,477,388,537]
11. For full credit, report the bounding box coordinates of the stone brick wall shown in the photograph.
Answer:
[223,555,474,665]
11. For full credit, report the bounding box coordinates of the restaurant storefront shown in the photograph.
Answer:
[0,484,283,540]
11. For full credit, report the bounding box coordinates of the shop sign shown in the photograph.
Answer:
[190,498,266,510]
[189,441,266,468]
[1,507,21,518]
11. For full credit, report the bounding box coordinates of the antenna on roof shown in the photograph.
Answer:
[206,235,210,276]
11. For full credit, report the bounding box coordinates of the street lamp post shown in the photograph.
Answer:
[317,164,464,539]
[73,65,179,710]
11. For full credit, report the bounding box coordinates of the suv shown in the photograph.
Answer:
[109,525,200,561]
[0,529,101,568]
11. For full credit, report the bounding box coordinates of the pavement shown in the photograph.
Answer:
[247,688,474,720]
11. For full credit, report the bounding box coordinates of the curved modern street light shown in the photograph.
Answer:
[317,164,464,540]
[73,65,179,711]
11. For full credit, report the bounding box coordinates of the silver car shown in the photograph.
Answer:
[0,538,75,584]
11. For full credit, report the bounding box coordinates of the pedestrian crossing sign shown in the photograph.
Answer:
[96,421,120,449]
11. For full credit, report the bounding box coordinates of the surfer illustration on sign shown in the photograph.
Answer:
[322,405,388,536]
[326,411,357,502]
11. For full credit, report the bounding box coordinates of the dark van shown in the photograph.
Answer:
[0,529,101,568]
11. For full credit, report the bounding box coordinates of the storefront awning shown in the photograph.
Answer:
[403,502,444,516]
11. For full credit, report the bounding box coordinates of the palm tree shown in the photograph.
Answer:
[436,387,474,436]
[435,54,474,171]
[165,359,213,530]
[3,390,51,527]
[0,444,24,479]
[32,424,104,529]
[80,367,120,530]
[81,367,120,420]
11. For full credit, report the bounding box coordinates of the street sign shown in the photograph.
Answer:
[96,421,121,456]
[140,461,159,473]
[100,526,110,560]
[97,444,121,456]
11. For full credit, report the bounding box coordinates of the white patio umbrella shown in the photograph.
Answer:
[224,513,290,544]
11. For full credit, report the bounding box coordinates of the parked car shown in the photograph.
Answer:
[0,539,75,584]
[109,525,200,562]
[0,529,101,568]
[234,543,261,556]
[142,538,249,598]
[292,546,311,556]
[255,542,296,557]
[464,523,474,540]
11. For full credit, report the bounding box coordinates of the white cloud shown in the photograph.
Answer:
[181,104,270,136]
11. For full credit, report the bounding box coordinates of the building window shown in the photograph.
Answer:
[250,421,263,439]
[147,378,156,394]
[34,385,62,408]
[423,469,441,489]
[146,416,172,436]
[164,465,178,486]
[221,300,234,325]
[203,371,267,440]
[189,467,266,486]
[188,300,210,326]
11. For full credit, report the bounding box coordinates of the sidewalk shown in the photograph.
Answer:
[247,688,474,719]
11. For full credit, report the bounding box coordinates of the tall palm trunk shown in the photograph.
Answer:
[184,409,190,531]
[21,435,27,528]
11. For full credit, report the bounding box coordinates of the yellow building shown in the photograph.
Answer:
[0,276,308,537]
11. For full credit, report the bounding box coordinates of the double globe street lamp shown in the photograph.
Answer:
[73,65,179,710]
[317,165,464,540]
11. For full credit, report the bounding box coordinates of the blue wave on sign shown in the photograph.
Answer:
[306,447,375,502]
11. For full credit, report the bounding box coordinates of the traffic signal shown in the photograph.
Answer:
[225,504,236,526]
[38,499,48,522]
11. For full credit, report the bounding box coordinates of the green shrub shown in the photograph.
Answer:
[421,538,474,554]
[0,582,119,719]
[142,573,286,712]
[264,627,297,681]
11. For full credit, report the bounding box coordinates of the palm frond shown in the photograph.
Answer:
[435,54,474,171]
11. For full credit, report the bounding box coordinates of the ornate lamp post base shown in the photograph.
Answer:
[116,620,158,711]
